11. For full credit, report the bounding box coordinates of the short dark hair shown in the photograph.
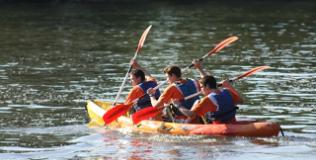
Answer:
[130,69,145,81]
[200,75,217,89]
[163,65,181,78]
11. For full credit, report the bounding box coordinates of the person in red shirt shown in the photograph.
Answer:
[125,60,160,114]
[185,60,243,124]
[147,65,201,121]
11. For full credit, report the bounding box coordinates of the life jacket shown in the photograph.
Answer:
[175,79,200,110]
[133,81,160,111]
[206,89,237,123]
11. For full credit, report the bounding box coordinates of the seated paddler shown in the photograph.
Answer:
[146,65,201,121]
[125,59,161,114]
[184,60,243,124]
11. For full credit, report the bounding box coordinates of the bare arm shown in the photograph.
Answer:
[131,59,152,77]
[147,87,163,107]
[192,59,209,78]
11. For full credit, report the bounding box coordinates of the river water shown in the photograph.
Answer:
[0,1,315,159]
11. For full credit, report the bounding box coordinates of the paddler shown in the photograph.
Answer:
[125,59,160,114]
[184,60,243,124]
[146,64,201,122]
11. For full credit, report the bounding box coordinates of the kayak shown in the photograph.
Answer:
[86,100,281,137]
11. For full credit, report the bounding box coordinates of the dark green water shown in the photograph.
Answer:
[0,1,315,159]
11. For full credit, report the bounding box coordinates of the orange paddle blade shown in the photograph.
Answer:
[235,66,271,81]
[102,104,131,125]
[207,36,238,56]
[136,25,152,53]
[188,36,239,68]
[132,106,163,124]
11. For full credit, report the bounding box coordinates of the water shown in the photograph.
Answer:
[0,1,315,159]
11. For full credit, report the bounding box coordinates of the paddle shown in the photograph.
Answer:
[102,101,137,125]
[153,36,239,91]
[187,36,238,68]
[132,106,164,124]
[103,36,238,125]
[113,25,152,105]
[132,66,271,124]
[229,66,271,82]
[102,103,130,125]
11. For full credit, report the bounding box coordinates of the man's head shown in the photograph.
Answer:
[200,75,217,94]
[130,69,145,86]
[163,65,181,83]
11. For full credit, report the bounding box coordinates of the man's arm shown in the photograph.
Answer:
[131,59,152,77]
[192,59,209,78]
[147,85,175,108]
[124,86,144,105]
[221,80,243,104]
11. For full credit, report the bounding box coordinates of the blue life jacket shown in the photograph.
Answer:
[175,79,200,110]
[206,89,237,123]
[134,81,160,111]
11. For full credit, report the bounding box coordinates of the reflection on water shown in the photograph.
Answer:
[0,1,316,159]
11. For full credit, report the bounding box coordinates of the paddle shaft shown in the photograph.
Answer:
[113,25,152,105]
[113,53,138,105]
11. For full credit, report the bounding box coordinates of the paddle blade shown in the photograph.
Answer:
[207,36,238,56]
[135,25,152,53]
[235,66,271,81]
[132,106,162,124]
[102,104,131,125]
